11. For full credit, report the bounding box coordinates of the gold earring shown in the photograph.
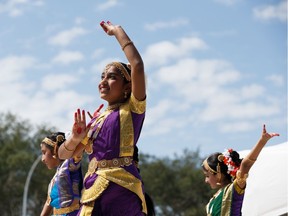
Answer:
[216,163,222,185]
[124,92,128,98]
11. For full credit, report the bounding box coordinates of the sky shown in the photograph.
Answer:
[0,0,287,158]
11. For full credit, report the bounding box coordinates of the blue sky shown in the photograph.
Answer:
[0,0,286,158]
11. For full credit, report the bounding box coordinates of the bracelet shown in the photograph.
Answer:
[236,170,248,185]
[63,142,75,152]
[247,158,256,163]
[121,40,133,50]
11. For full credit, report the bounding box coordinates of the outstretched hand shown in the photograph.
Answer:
[72,109,88,142]
[261,124,280,142]
[100,21,119,36]
[87,104,104,119]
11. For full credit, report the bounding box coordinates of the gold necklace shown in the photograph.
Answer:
[106,102,125,111]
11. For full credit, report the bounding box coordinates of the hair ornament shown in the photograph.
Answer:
[221,148,239,178]
[56,134,65,143]
[105,62,131,82]
[218,154,224,162]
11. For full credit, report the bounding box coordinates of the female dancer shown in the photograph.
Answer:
[58,21,152,215]
[202,124,279,215]
[40,132,83,216]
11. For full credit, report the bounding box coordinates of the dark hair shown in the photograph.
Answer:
[206,150,242,181]
[119,62,131,84]
[42,132,66,153]
[145,192,156,216]
[133,146,156,216]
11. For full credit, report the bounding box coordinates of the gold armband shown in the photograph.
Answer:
[236,170,248,185]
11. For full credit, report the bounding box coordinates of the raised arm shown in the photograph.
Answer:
[100,21,146,101]
[237,124,279,187]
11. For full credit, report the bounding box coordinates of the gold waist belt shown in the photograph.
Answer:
[53,199,80,214]
[88,157,133,173]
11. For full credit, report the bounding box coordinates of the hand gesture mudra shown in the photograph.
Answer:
[72,109,88,142]
[100,21,119,36]
[87,104,104,119]
[261,124,280,142]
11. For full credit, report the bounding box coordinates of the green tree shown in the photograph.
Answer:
[0,112,56,216]
[139,149,213,216]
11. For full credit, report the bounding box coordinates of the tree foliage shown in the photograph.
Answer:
[139,150,213,216]
[0,112,56,216]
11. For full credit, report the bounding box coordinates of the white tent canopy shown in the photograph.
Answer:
[240,142,288,216]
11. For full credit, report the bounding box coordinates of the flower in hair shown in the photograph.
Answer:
[220,148,239,178]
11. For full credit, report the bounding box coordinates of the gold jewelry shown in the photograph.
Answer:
[202,159,217,174]
[63,142,75,152]
[105,62,131,81]
[42,137,56,148]
[121,40,133,50]
[236,170,248,185]
[106,103,124,111]
[216,162,222,185]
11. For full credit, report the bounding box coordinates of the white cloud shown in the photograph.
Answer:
[144,98,189,135]
[41,73,78,92]
[219,121,256,133]
[96,0,119,11]
[91,48,105,59]
[144,18,190,31]
[253,0,287,22]
[155,58,240,103]
[51,51,84,65]
[265,74,285,86]
[145,99,174,126]
[143,36,207,68]
[0,0,44,17]
[91,57,121,75]
[75,17,86,25]
[201,100,280,122]
[0,57,93,132]
[240,84,265,99]
[145,55,282,135]
[48,27,88,47]
[0,55,36,83]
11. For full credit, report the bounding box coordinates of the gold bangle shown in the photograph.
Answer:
[121,40,133,50]
[63,142,75,152]
[236,170,248,185]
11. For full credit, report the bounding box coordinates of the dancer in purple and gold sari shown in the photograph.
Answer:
[58,21,155,216]
[40,132,83,216]
[202,125,279,216]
